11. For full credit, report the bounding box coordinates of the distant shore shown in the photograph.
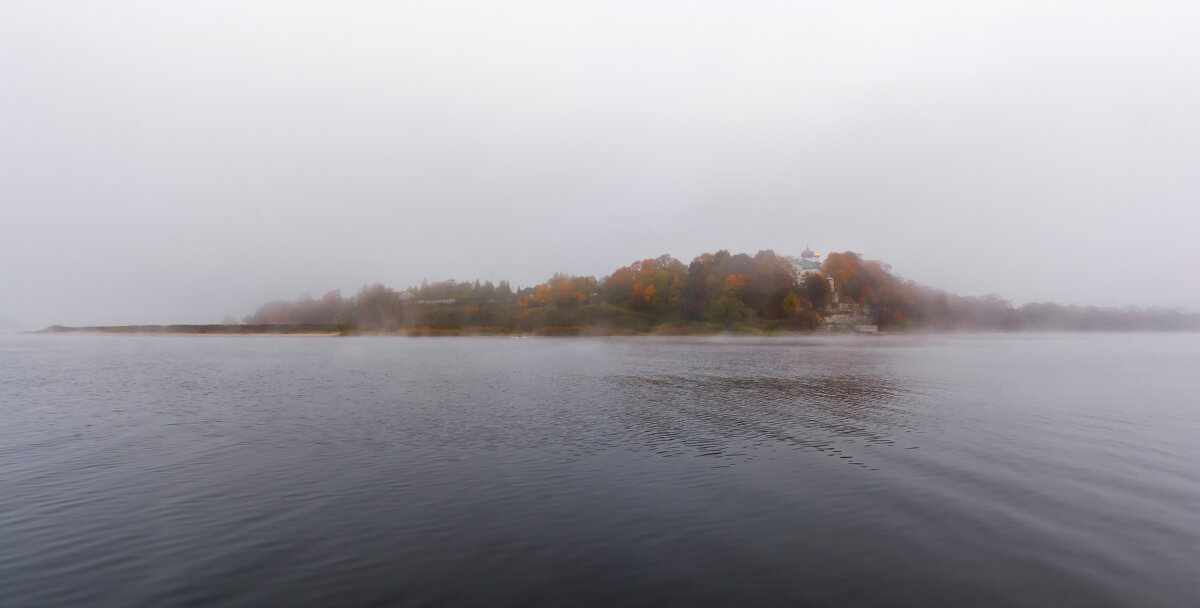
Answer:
[33,324,1200,337]
[38,324,349,337]
[35,324,842,337]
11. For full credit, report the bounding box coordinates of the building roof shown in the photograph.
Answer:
[786,256,822,271]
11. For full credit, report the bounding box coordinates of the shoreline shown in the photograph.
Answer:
[34,331,343,337]
[34,324,866,338]
[30,325,1199,337]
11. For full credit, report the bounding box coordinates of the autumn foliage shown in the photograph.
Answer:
[243,250,1199,333]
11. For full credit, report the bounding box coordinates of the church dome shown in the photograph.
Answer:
[801,247,815,258]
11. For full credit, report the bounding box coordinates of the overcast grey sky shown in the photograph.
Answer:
[2,1,1198,329]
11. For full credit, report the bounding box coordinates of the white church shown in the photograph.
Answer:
[785,246,823,278]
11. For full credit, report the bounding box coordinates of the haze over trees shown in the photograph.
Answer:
[237,250,1198,334]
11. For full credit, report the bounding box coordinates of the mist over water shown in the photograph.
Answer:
[5,4,1198,605]
[4,2,1200,329]
[3,334,1198,606]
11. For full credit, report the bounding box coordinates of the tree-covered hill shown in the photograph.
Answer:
[241,250,1199,333]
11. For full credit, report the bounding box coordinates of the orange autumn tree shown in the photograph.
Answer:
[531,285,551,307]
[549,275,588,307]
[603,255,687,314]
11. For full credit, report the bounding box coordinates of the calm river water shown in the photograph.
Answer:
[2,334,1198,606]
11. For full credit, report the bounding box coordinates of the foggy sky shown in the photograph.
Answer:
[3,1,1199,330]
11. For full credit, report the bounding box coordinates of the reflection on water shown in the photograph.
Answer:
[610,340,930,470]
[1,334,1199,607]
[616,371,917,468]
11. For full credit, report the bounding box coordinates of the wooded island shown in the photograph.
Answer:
[43,249,1198,335]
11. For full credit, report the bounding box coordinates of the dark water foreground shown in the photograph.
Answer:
[2,334,1198,607]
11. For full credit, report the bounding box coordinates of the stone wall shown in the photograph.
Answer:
[822,302,878,333]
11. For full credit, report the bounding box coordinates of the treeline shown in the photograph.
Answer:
[41,324,347,335]
[243,250,1199,333]
[245,250,832,333]
[820,252,1199,331]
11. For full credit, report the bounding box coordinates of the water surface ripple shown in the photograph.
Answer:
[2,334,1198,606]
